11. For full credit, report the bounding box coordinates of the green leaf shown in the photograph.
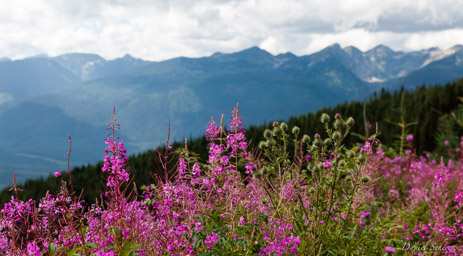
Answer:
[67,247,82,256]
[48,243,57,255]
[85,242,98,248]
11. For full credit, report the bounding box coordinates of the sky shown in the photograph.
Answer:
[1,0,463,61]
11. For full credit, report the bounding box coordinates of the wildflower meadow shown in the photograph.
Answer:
[1,105,462,255]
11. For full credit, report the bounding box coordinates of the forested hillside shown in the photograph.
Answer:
[1,78,463,206]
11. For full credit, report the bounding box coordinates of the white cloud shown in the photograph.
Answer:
[0,0,462,60]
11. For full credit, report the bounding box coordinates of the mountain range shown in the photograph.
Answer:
[0,43,462,187]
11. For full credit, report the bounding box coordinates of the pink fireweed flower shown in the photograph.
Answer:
[195,222,203,231]
[389,189,399,198]
[178,158,187,176]
[433,169,450,185]
[27,241,42,256]
[360,141,373,153]
[102,111,130,188]
[455,192,463,206]
[306,154,312,161]
[358,218,365,227]
[361,212,371,218]
[406,134,413,142]
[385,246,395,253]
[205,231,219,249]
[192,164,201,177]
[54,171,61,177]
[245,163,257,174]
[221,156,230,166]
[229,105,243,131]
[206,117,219,141]
[323,161,332,168]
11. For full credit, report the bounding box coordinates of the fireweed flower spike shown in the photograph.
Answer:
[206,116,219,141]
[102,108,129,189]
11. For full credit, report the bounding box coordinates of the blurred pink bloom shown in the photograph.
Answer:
[385,246,395,253]
[406,134,413,142]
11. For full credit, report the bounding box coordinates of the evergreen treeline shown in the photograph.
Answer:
[2,78,463,206]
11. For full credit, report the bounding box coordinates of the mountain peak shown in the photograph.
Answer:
[366,44,395,58]
[329,43,341,48]
[451,44,463,52]
[343,46,362,56]
[122,53,134,59]
[239,46,271,56]
[211,51,224,58]
[229,46,273,62]
[371,44,393,52]
[315,43,345,58]
[276,52,296,58]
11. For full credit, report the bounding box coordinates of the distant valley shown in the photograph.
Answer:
[0,43,462,187]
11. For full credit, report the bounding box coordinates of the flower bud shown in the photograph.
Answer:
[339,169,348,179]
[292,126,300,135]
[321,113,330,124]
[335,113,341,119]
[302,134,311,144]
[264,129,272,138]
[361,176,371,183]
[273,127,282,136]
[346,117,355,128]
[347,151,355,158]
[323,138,332,147]
[358,154,366,162]
[338,160,346,167]
[261,167,268,175]
[280,122,288,130]
[313,137,323,147]
[334,119,345,129]
[258,141,268,150]
[332,131,342,141]
[307,162,314,170]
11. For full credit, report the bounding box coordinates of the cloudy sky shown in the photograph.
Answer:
[1,0,463,61]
